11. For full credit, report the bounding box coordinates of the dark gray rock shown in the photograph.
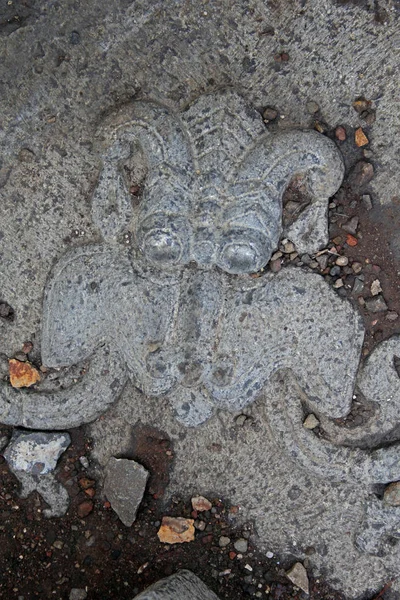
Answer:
[104,457,149,526]
[132,570,220,600]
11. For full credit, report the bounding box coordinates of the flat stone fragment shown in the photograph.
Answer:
[104,457,149,527]
[9,359,40,388]
[132,570,220,600]
[157,517,195,544]
[69,589,88,600]
[365,295,388,313]
[286,562,310,595]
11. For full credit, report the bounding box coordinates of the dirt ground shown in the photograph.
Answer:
[1,106,400,600]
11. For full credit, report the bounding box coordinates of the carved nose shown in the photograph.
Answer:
[179,360,205,388]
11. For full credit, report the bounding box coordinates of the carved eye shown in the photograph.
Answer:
[217,229,272,275]
[142,229,183,265]
[136,214,190,267]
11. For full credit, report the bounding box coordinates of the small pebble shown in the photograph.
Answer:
[336,256,348,267]
[365,295,388,313]
[386,311,398,321]
[234,538,248,553]
[266,551,274,559]
[263,107,278,122]
[352,262,363,274]
[333,278,344,289]
[283,241,295,254]
[219,536,231,548]
[370,279,382,296]
[362,194,373,210]
[270,259,281,273]
[335,126,346,141]
[69,590,87,600]
[303,414,320,429]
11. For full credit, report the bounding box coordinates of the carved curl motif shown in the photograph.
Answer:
[2,89,400,551]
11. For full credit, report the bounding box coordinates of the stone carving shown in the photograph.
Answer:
[0,89,348,429]
[2,89,400,550]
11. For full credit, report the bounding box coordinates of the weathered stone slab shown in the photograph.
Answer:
[132,570,220,600]
[104,457,149,526]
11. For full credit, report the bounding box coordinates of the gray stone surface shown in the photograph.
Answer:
[103,457,149,526]
[0,90,345,430]
[132,570,220,600]
[3,431,70,517]
[2,2,400,596]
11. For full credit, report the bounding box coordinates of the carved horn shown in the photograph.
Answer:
[93,100,195,266]
[0,345,127,430]
[218,130,344,274]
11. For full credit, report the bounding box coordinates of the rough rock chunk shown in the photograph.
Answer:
[3,430,70,517]
[286,562,310,594]
[132,569,220,599]
[9,359,40,388]
[104,457,149,526]
[157,517,195,544]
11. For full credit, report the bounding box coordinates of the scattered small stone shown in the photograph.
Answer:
[77,501,94,518]
[361,109,376,125]
[157,517,195,544]
[303,414,320,429]
[355,127,369,147]
[235,414,247,426]
[79,477,95,490]
[316,254,328,270]
[336,256,348,267]
[301,253,312,265]
[370,279,382,296]
[53,540,64,550]
[244,564,253,572]
[384,481,400,506]
[314,120,328,134]
[104,457,149,527]
[234,538,248,553]
[352,262,363,274]
[191,496,212,512]
[21,341,33,354]
[365,295,388,313]
[282,241,295,254]
[330,266,341,277]
[266,551,274,559]
[14,351,27,362]
[219,536,231,548]
[270,258,281,273]
[346,234,358,247]
[194,519,206,531]
[69,589,87,600]
[79,456,90,469]
[362,194,373,210]
[333,279,343,289]
[352,278,364,295]
[386,312,398,321]
[263,107,278,122]
[335,126,346,141]
[289,252,298,261]
[348,161,374,188]
[306,100,319,114]
[342,216,359,235]
[271,251,282,261]
[9,359,40,388]
[353,97,371,114]
[286,562,310,595]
